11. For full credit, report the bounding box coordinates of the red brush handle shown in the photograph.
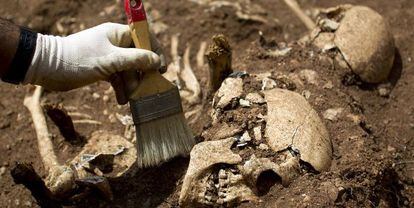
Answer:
[125,0,147,24]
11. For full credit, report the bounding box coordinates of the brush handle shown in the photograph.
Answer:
[128,21,175,99]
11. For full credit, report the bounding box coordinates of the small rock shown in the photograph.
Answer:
[378,86,391,97]
[319,18,340,31]
[303,194,311,203]
[258,143,269,150]
[299,70,319,85]
[302,90,311,100]
[253,126,262,141]
[245,93,266,104]
[323,81,334,89]
[237,131,252,147]
[108,114,117,123]
[0,166,6,176]
[103,95,110,102]
[93,93,101,100]
[239,99,251,107]
[24,201,32,207]
[240,131,252,143]
[265,47,292,57]
[262,78,277,91]
[256,114,266,123]
[387,145,396,153]
[347,114,362,124]
[115,113,134,126]
[323,108,344,121]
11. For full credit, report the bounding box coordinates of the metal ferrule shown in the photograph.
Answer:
[129,87,183,124]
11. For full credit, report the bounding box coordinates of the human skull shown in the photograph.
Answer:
[312,5,395,83]
[180,77,333,207]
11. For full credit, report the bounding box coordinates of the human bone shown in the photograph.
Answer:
[212,77,243,109]
[71,131,137,179]
[181,78,333,207]
[264,89,332,172]
[313,5,395,83]
[179,138,257,207]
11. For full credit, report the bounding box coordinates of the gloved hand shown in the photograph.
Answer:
[24,22,166,91]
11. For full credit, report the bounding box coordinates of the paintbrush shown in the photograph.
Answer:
[124,0,195,168]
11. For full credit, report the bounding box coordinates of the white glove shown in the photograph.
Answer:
[24,23,165,91]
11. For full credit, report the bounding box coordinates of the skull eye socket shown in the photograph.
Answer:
[256,170,281,196]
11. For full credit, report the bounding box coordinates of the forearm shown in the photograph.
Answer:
[0,18,20,78]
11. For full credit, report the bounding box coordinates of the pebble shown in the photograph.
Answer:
[108,114,117,123]
[262,78,277,91]
[299,69,319,85]
[302,90,311,100]
[102,95,110,102]
[258,143,269,150]
[303,194,311,203]
[347,114,362,124]
[245,93,266,104]
[319,18,340,31]
[323,108,344,121]
[378,87,391,97]
[240,131,252,143]
[265,47,292,57]
[387,145,396,153]
[323,81,334,89]
[0,166,6,176]
[239,99,251,107]
[253,126,262,141]
[92,93,101,100]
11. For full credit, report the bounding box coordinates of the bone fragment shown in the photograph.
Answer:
[206,34,233,92]
[283,0,316,30]
[197,41,207,68]
[24,86,76,198]
[181,45,202,104]
[24,86,59,171]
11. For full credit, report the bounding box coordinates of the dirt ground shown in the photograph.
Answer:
[0,0,413,207]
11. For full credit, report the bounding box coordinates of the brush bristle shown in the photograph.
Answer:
[135,113,195,168]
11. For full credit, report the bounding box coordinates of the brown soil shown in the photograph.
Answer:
[1,0,413,207]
